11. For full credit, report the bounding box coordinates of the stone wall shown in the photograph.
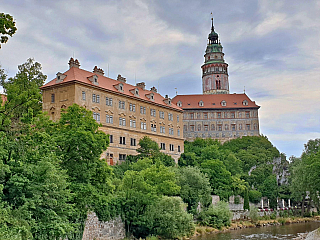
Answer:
[82,212,125,240]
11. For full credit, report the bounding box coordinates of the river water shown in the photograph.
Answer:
[193,221,320,240]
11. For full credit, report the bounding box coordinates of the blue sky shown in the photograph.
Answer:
[1,0,319,158]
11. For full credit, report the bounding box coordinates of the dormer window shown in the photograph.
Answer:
[56,72,67,83]
[221,100,226,106]
[199,100,204,107]
[135,89,139,95]
[145,92,154,101]
[242,100,248,106]
[88,74,99,86]
[177,101,182,107]
[114,83,124,92]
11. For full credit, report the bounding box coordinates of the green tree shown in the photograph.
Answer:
[198,201,231,229]
[0,58,46,129]
[243,188,250,210]
[175,166,212,213]
[201,159,232,200]
[0,13,17,48]
[260,175,278,209]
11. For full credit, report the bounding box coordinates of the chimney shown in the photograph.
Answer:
[165,94,168,99]
[150,86,157,93]
[117,74,126,83]
[136,82,145,90]
[93,66,104,76]
[68,58,80,69]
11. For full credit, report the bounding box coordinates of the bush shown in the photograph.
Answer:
[270,212,277,219]
[147,196,195,239]
[249,207,259,223]
[249,190,262,203]
[234,196,240,204]
[198,202,231,229]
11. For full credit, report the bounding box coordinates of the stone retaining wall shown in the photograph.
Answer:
[82,212,125,240]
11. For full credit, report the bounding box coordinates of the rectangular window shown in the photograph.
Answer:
[140,122,146,130]
[96,95,100,103]
[119,154,126,161]
[82,91,86,100]
[106,114,113,124]
[130,119,136,128]
[169,128,174,135]
[119,101,125,109]
[190,113,194,119]
[93,112,100,122]
[177,115,180,122]
[109,98,113,106]
[92,94,96,102]
[231,112,235,118]
[231,124,236,131]
[168,113,173,121]
[119,117,126,126]
[160,143,166,150]
[218,125,222,131]
[109,135,113,143]
[197,113,201,119]
[204,125,208,131]
[224,112,228,118]
[184,125,187,131]
[160,126,165,133]
[51,94,55,103]
[140,106,146,114]
[203,113,208,119]
[246,124,250,130]
[151,124,157,132]
[130,138,136,146]
[129,103,136,112]
[245,111,250,118]
[159,111,164,119]
[177,129,180,136]
[120,136,126,145]
[190,125,194,132]
[178,145,181,152]
[150,109,156,117]
[217,112,221,118]
[169,144,174,151]
[239,112,242,118]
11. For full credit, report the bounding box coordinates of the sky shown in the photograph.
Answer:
[0,0,319,158]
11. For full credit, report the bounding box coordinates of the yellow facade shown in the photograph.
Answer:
[42,63,184,164]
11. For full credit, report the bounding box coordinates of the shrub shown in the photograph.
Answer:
[249,207,259,224]
[198,201,231,229]
[234,196,240,204]
[270,212,277,220]
[249,190,262,203]
[147,196,195,239]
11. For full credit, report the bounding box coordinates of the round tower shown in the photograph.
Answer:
[202,17,229,94]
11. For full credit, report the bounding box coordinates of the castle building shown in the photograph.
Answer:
[172,18,260,142]
[41,59,184,164]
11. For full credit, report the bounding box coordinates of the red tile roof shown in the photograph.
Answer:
[1,94,7,106]
[41,66,182,111]
[172,93,259,109]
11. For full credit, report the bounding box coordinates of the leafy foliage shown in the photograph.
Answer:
[0,13,17,48]
[198,201,231,229]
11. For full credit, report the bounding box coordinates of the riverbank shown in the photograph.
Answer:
[193,216,320,237]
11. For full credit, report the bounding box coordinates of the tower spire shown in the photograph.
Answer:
[211,12,214,31]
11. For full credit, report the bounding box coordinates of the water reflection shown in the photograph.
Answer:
[193,221,320,240]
